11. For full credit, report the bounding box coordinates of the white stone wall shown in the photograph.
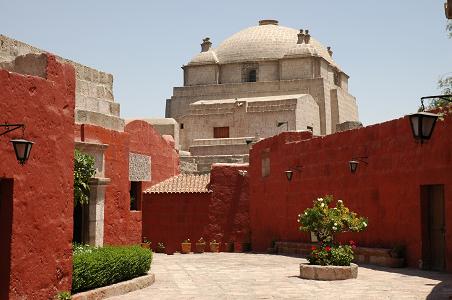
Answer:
[0,34,124,131]
[258,61,279,81]
[178,95,317,151]
[220,63,242,84]
[295,95,321,135]
[185,64,218,86]
[280,57,313,80]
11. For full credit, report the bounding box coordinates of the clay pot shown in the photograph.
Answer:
[181,242,192,254]
[195,242,206,253]
[140,242,151,250]
[210,242,220,253]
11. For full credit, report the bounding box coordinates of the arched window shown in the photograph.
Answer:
[247,69,257,82]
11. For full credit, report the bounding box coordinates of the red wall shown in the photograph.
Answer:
[142,192,211,253]
[142,164,249,252]
[75,124,141,245]
[249,115,452,270]
[125,120,179,190]
[0,54,75,299]
[74,120,180,246]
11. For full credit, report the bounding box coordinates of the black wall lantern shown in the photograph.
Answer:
[285,165,302,181]
[408,95,452,143]
[349,157,368,173]
[1,123,34,165]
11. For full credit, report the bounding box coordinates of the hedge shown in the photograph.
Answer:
[72,245,152,293]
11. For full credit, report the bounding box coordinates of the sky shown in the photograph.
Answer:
[1,1,450,126]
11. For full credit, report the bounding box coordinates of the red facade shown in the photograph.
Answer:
[0,54,75,299]
[249,115,452,271]
[142,165,250,253]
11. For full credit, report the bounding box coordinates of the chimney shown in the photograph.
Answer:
[327,46,333,57]
[259,19,279,26]
[201,37,212,52]
[297,29,305,44]
[304,30,311,44]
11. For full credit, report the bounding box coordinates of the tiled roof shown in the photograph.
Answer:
[145,174,211,194]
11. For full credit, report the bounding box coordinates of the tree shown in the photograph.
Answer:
[74,149,96,206]
[427,21,452,109]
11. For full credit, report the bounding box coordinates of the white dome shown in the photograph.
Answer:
[188,50,219,66]
[188,20,338,68]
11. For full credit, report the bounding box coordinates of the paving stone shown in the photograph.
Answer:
[108,253,452,300]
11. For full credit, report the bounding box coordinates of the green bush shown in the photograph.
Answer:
[74,149,96,206]
[72,245,152,293]
[308,244,354,266]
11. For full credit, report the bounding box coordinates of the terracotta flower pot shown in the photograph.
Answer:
[195,242,206,253]
[140,242,151,250]
[181,242,192,254]
[210,242,220,253]
[224,242,234,252]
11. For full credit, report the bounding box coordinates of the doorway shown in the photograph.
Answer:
[0,178,13,299]
[421,184,446,271]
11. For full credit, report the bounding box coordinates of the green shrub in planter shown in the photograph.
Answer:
[72,245,152,293]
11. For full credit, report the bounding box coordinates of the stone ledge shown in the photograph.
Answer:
[299,263,358,280]
[72,273,155,300]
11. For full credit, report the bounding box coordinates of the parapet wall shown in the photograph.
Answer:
[0,34,124,131]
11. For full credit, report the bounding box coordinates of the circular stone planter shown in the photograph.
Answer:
[299,263,358,280]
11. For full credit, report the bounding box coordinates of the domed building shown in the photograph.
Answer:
[166,20,360,172]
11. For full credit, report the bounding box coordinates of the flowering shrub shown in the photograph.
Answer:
[298,195,368,266]
[309,242,355,266]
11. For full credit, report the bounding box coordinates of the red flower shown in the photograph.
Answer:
[311,246,317,251]
[325,246,331,252]
[349,240,355,246]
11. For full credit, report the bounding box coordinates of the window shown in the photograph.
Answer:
[247,69,257,82]
[180,123,184,129]
[261,149,270,177]
[242,63,259,82]
[130,181,141,211]
[261,157,270,177]
[213,127,229,138]
[334,71,341,87]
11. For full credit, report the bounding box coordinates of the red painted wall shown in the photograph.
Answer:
[75,124,141,245]
[74,120,180,246]
[125,120,179,190]
[142,164,249,252]
[0,54,75,299]
[142,192,211,253]
[249,115,452,271]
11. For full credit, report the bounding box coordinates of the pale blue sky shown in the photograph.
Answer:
[1,1,450,125]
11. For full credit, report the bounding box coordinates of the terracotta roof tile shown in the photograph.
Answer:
[145,174,211,194]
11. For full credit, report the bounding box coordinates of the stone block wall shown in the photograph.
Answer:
[179,95,319,151]
[0,34,124,131]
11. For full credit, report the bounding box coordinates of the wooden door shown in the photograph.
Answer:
[213,127,229,138]
[0,179,13,299]
[421,185,446,271]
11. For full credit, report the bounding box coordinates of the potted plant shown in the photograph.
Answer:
[195,237,206,253]
[224,241,234,252]
[181,239,191,254]
[155,242,165,253]
[297,195,368,280]
[388,244,406,267]
[209,240,220,252]
[140,237,151,250]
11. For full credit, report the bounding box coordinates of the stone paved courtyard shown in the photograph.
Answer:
[109,253,452,300]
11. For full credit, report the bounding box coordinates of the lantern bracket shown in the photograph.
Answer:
[420,95,452,111]
[0,123,25,137]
